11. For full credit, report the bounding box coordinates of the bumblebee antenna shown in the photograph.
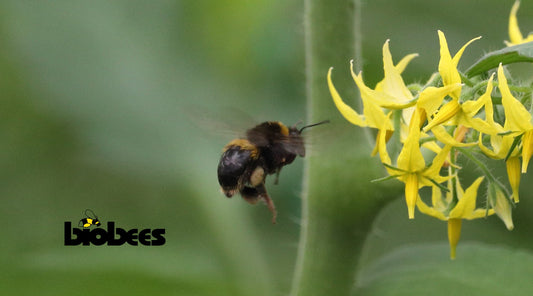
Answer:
[298,120,330,133]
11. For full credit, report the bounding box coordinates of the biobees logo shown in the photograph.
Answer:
[64,209,166,246]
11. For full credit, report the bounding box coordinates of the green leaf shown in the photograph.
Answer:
[355,242,533,296]
[466,42,533,77]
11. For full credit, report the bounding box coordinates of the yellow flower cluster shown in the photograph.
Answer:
[327,1,532,259]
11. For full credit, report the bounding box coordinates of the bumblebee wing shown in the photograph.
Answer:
[278,135,305,156]
[184,104,259,141]
[84,209,98,219]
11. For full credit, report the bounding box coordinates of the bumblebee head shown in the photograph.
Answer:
[94,219,101,226]
[287,120,330,157]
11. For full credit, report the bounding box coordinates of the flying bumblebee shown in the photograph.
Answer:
[217,120,329,224]
[78,209,101,228]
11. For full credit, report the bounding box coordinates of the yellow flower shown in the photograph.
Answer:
[499,64,533,172]
[505,1,533,46]
[479,133,515,159]
[422,31,481,133]
[416,84,462,118]
[327,40,419,130]
[437,30,481,100]
[328,42,420,161]
[506,156,521,203]
[425,74,503,145]
[369,40,418,109]
[327,67,366,127]
[417,177,494,259]
[387,109,451,219]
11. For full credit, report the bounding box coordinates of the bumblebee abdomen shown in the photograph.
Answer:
[218,147,250,187]
[80,218,92,228]
[217,139,259,196]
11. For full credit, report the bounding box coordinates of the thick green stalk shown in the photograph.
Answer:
[291,0,398,295]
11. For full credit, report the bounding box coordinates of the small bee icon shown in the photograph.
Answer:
[78,209,101,228]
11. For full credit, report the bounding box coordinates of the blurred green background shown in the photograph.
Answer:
[1,0,532,295]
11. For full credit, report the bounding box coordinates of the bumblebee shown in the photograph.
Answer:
[78,209,101,228]
[217,120,328,224]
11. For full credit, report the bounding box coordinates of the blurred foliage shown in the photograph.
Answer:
[0,0,532,295]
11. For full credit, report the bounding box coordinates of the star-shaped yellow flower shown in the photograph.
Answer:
[417,177,494,259]
[384,109,451,219]
[422,31,481,133]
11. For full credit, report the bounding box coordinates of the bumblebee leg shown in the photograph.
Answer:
[249,166,265,187]
[274,168,282,185]
[241,185,277,224]
[240,186,261,204]
[256,184,277,224]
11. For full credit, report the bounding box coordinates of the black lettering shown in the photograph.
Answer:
[64,222,81,246]
[81,229,91,246]
[107,222,126,246]
[151,229,166,246]
[91,228,107,246]
[65,221,166,247]
[126,229,138,246]
[139,229,151,246]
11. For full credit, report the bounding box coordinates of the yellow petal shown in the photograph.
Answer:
[416,195,447,221]
[452,35,482,68]
[375,53,419,94]
[351,61,415,110]
[448,218,462,260]
[421,138,443,154]
[461,116,503,136]
[521,130,533,173]
[507,1,524,46]
[417,84,462,117]
[431,125,476,147]
[438,30,458,94]
[506,156,521,202]
[466,208,495,220]
[479,133,515,160]
[328,67,366,127]
[394,53,419,74]
[423,145,452,180]
[423,99,461,132]
[404,173,419,219]
[499,64,533,133]
[490,184,514,230]
[480,74,503,131]
[397,109,425,172]
[379,40,414,104]
[437,30,480,99]
[377,121,393,166]
[449,177,485,219]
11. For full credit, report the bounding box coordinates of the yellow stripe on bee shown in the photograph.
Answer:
[223,139,259,159]
[273,121,289,136]
[83,218,93,227]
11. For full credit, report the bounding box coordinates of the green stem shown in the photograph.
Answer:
[456,147,509,194]
[291,1,398,295]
